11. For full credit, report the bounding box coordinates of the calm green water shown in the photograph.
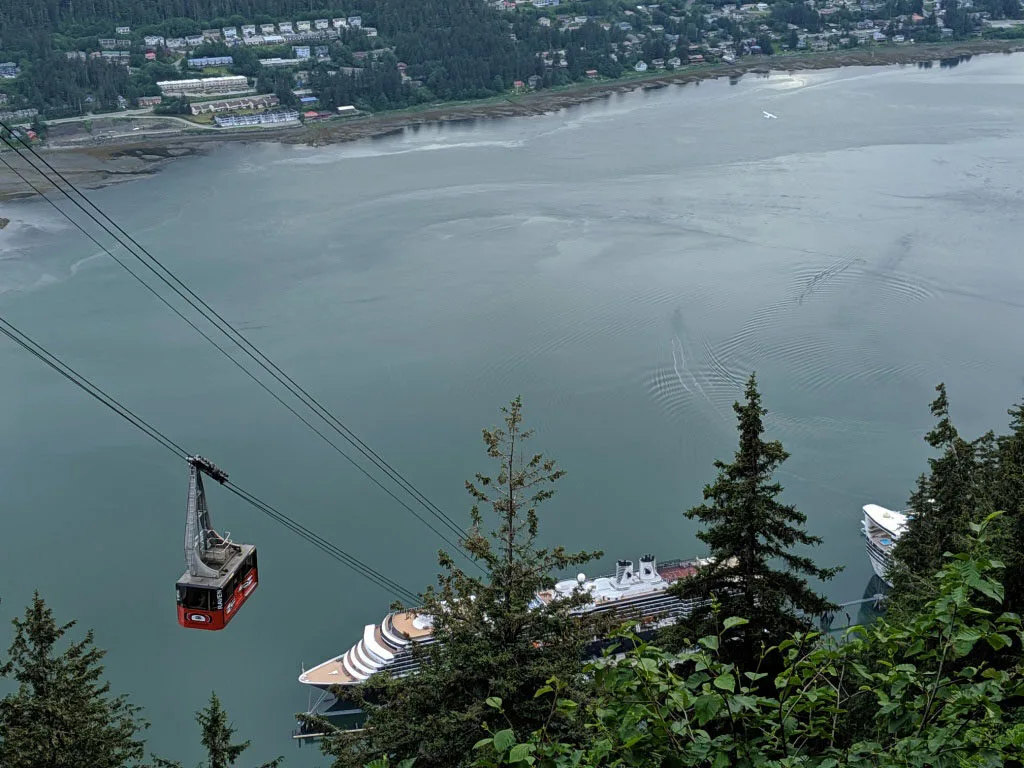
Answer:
[2,53,1024,766]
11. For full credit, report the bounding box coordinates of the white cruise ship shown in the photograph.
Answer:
[299,554,712,692]
[861,504,909,587]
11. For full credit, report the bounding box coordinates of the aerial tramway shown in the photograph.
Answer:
[0,118,443,633]
[175,456,259,630]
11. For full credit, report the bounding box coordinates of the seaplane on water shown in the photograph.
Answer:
[762,110,778,119]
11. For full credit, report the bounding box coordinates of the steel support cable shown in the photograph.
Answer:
[0,123,469,548]
[222,482,421,604]
[0,138,472,562]
[0,314,421,604]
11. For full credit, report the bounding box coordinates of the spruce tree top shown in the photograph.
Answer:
[666,374,839,661]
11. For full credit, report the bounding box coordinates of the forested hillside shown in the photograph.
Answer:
[0,0,1018,123]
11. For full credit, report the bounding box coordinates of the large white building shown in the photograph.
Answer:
[157,75,249,96]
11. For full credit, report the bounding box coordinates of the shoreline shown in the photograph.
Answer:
[1,39,1021,204]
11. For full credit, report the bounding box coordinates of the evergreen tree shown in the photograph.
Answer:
[993,399,1024,615]
[154,691,281,768]
[311,397,601,768]
[889,384,986,607]
[662,373,839,667]
[0,592,148,768]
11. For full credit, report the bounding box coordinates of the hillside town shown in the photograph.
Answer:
[0,0,1022,135]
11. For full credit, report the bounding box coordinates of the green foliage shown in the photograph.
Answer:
[316,397,602,768]
[664,373,839,668]
[154,96,191,114]
[472,515,1024,767]
[156,692,282,768]
[889,384,1024,622]
[0,592,149,768]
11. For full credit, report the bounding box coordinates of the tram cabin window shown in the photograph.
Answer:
[178,586,215,611]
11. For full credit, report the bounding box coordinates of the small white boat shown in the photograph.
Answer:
[762,110,778,119]
[861,504,908,587]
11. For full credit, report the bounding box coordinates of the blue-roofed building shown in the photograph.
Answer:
[299,95,318,104]
[294,46,311,59]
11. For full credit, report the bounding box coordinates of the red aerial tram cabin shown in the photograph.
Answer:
[176,456,259,631]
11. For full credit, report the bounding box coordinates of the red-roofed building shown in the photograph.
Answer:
[513,79,525,91]
[585,69,598,78]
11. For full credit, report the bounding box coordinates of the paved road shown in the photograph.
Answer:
[45,111,224,131]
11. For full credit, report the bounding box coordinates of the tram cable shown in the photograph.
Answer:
[0,126,478,564]
[0,313,422,605]
[0,143,468,561]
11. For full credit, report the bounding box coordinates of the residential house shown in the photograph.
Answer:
[242,25,257,37]
[652,57,665,68]
[188,56,234,67]
[294,46,311,58]
[201,29,222,40]
[185,35,204,46]
[539,16,552,25]
[0,62,19,78]
[166,38,186,49]
[893,33,906,41]
[279,22,294,33]
[667,55,682,67]
[115,38,131,47]
[527,74,542,87]
[99,38,117,49]
[297,20,311,31]
[634,60,648,71]
[364,27,378,36]
[332,18,347,28]
[261,57,302,66]
[262,35,286,45]
[648,24,665,32]
[243,36,265,45]
[0,108,37,121]
[314,46,330,57]
[66,50,87,60]
[223,27,238,38]
[689,53,705,62]
[585,68,599,77]
[513,79,526,90]
[618,21,633,30]
[116,25,130,34]
[215,111,299,127]
[144,35,165,47]
[157,75,249,95]
[261,23,276,35]
[348,16,363,27]
[533,0,560,6]
[145,51,156,60]
[315,19,329,29]
[137,95,163,107]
